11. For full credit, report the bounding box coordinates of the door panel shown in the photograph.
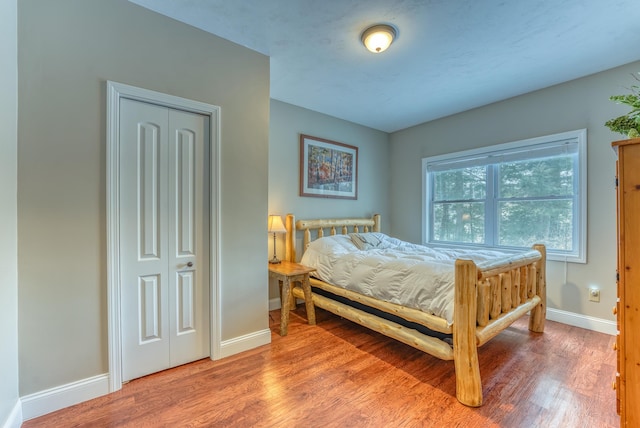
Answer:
[139,122,161,260]
[168,108,210,366]
[176,129,196,256]
[120,98,209,382]
[177,271,195,333]
[120,100,170,381]
[139,274,162,342]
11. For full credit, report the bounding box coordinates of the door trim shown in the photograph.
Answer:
[106,81,221,392]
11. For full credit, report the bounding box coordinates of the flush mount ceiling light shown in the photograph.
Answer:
[361,24,397,53]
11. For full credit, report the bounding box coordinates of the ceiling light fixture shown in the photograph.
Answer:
[361,24,397,54]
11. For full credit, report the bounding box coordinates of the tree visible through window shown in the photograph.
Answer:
[423,130,587,262]
[432,166,486,244]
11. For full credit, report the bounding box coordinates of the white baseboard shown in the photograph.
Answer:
[19,329,272,421]
[269,297,305,311]
[21,373,109,421]
[219,329,271,359]
[547,308,616,335]
[269,297,281,311]
[1,399,22,428]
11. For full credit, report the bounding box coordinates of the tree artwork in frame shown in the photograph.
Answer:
[299,134,358,200]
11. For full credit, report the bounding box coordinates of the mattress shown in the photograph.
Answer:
[299,233,511,325]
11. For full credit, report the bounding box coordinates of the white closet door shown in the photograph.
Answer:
[119,98,210,382]
[167,108,210,367]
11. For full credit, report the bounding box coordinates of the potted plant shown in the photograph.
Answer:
[605,73,640,138]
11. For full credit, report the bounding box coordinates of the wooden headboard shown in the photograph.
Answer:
[284,213,381,262]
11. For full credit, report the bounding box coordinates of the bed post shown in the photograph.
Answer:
[529,244,546,333]
[285,214,296,262]
[453,258,482,407]
[373,214,381,232]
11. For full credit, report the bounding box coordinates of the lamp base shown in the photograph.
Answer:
[269,231,282,264]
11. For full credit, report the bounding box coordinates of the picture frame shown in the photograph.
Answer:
[299,134,358,200]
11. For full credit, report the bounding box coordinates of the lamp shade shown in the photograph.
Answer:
[268,215,287,234]
[361,24,397,53]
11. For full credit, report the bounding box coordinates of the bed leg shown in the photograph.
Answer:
[529,244,546,333]
[453,259,482,407]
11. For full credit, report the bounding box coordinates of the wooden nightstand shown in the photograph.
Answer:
[268,260,316,336]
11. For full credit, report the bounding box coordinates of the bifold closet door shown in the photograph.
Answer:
[119,98,210,382]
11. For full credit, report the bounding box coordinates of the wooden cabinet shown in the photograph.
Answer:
[612,137,640,427]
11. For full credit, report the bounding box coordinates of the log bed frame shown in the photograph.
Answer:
[284,213,546,407]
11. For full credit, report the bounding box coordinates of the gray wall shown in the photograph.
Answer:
[18,0,269,395]
[268,100,390,299]
[390,60,640,323]
[0,0,19,423]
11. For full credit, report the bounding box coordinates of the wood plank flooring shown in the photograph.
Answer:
[24,307,619,427]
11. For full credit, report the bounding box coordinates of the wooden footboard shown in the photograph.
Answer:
[453,245,546,406]
[284,213,546,407]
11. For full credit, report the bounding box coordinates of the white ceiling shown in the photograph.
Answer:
[129,0,640,133]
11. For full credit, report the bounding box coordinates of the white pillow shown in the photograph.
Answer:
[304,234,356,255]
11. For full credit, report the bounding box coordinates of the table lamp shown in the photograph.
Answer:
[268,215,287,264]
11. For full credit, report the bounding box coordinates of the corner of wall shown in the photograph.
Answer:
[1,400,22,428]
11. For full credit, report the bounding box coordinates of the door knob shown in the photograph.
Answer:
[187,262,193,267]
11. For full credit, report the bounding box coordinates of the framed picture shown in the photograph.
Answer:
[299,134,358,200]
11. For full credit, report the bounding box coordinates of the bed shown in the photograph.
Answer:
[283,213,546,407]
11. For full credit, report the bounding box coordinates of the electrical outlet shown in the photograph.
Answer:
[589,287,600,302]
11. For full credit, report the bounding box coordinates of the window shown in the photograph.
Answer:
[422,129,587,263]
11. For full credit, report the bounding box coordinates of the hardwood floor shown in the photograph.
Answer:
[24,307,619,427]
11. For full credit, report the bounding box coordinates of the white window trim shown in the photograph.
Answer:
[422,129,587,263]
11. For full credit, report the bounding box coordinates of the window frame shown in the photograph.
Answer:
[422,129,587,263]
